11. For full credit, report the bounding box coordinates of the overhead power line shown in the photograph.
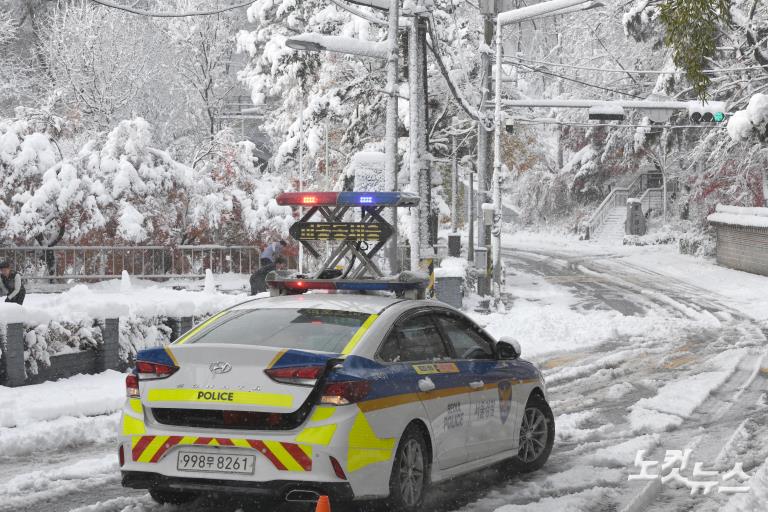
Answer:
[508,55,768,75]
[510,119,728,129]
[88,0,254,17]
[512,61,646,99]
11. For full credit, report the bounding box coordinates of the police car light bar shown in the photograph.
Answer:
[267,276,428,294]
[276,191,419,207]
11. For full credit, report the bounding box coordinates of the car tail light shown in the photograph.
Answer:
[118,445,125,467]
[329,456,347,480]
[135,361,178,380]
[265,366,325,386]
[126,374,140,398]
[319,381,371,405]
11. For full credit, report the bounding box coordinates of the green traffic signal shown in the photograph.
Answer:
[713,112,725,122]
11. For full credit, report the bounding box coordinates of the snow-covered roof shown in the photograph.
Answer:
[707,204,768,229]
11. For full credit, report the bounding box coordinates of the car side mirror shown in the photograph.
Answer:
[497,337,521,359]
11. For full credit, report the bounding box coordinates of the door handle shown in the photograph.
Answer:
[469,380,485,389]
[418,377,436,392]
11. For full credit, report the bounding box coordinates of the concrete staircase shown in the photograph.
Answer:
[591,207,626,243]
[583,172,665,244]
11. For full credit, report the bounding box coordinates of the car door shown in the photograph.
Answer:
[433,312,518,462]
[378,311,470,469]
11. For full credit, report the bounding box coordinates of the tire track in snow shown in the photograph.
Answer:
[435,248,768,512]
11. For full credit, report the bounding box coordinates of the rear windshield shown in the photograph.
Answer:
[182,308,371,353]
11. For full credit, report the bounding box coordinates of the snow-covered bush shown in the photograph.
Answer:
[119,316,173,363]
[23,320,103,376]
[678,230,716,257]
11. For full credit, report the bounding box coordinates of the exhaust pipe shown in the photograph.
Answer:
[285,489,321,502]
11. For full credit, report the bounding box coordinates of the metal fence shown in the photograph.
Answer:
[0,245,273,280]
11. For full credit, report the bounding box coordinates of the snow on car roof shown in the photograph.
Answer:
[232,292,403,315]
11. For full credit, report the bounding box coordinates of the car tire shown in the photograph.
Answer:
[148,488,197,505]
[511,394,554,473]
[387,424,430,512]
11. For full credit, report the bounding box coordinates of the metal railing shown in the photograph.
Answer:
[0,245,278,280]
[583,173,663,239]
[638,187,663,214]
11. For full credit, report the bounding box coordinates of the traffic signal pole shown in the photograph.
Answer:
[384,0,400,273]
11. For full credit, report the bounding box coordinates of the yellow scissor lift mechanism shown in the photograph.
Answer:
[267,191,428,299]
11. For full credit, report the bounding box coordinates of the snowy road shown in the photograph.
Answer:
[2,245,767,512]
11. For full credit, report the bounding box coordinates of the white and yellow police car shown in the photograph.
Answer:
[118,291,553,510]
[118,191,553,510]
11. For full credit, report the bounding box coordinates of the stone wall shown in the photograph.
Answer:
[0,317,192,387]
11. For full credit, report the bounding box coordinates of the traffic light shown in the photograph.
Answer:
[687,101,727,122]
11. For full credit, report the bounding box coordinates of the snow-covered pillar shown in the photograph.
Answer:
[98,318,121,372]
[385,0,400,273]
[179,317,194,338]
[2,323,26,387]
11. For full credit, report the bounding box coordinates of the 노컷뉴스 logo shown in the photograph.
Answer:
[629,449,752,495]
[209,361,232,375]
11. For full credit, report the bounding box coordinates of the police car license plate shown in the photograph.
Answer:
[177,451,255,474]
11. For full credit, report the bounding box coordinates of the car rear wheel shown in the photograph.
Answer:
[388,424,429,512]
[512,394,554,473]
[149,488,197,505]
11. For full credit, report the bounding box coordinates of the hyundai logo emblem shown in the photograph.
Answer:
[209,361,232,374]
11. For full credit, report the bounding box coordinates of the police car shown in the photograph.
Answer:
[117,192,554,510]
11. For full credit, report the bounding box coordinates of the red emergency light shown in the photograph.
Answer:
[277,192,339,206]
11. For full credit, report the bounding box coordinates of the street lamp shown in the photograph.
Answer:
[284,39,326,53]
[285,34,388,60]
[491,0,604,295]
[285,2,401,273]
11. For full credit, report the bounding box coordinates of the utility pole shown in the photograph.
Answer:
[477,15,494,254]
[385,0,400,273]
[420,15,434,249]
[407,6,432,284]
[451,134,458,233]
[492,16,503,296]
[467,169,474,263]
[324,117,330,187]
[298,101,305,274]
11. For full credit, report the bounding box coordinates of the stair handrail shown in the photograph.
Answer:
[583,173,654,239]
[583,186,627,238]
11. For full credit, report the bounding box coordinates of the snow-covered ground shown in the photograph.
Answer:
[1,233,767,512]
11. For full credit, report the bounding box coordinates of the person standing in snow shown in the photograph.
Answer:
[260,240,287,266]
[250,257,287,295]
[0,261,26,305]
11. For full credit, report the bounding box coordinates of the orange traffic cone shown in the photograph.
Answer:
[315,495,331,512]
